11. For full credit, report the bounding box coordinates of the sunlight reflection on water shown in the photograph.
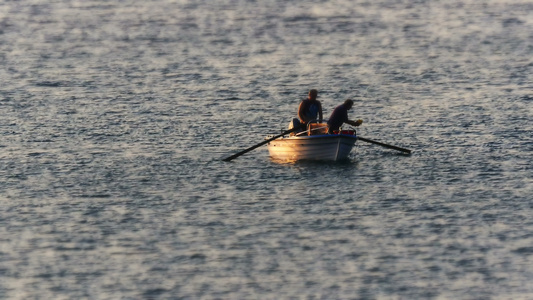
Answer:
[0,0,532,299]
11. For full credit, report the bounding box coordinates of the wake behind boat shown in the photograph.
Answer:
[266,123,358,162]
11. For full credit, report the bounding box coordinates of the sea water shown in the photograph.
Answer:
[0,0,532,298]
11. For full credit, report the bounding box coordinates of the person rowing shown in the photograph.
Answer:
[298,89,323,125]
[288,89,324,134]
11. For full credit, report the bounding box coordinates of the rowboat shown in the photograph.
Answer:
[266,123,357,162]
[222,122,410,162]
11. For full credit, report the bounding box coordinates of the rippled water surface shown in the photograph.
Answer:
[1,0,532,299]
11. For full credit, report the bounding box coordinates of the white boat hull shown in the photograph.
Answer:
[267,134,357,162]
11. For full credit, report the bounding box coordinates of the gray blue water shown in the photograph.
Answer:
[1,0,532,299]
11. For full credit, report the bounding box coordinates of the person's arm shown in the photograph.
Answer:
[318,102,323,123]
[298,101,307,124]
[346,119,363,127]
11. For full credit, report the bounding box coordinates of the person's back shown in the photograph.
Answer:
[327,104,349,133]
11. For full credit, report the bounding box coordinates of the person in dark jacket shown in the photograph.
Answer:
[327,99,363,134]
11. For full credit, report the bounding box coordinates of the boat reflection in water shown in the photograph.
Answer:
[267,123,357,162]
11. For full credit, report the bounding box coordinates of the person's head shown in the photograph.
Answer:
[344,99,354,109]
[308,89,318,100]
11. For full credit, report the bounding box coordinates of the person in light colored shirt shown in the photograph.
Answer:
[298,89,323,125]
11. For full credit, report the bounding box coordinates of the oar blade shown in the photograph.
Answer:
[357,136,412,154]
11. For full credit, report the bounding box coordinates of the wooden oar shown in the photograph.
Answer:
[357,136,412,154]
[222,126,300,161]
